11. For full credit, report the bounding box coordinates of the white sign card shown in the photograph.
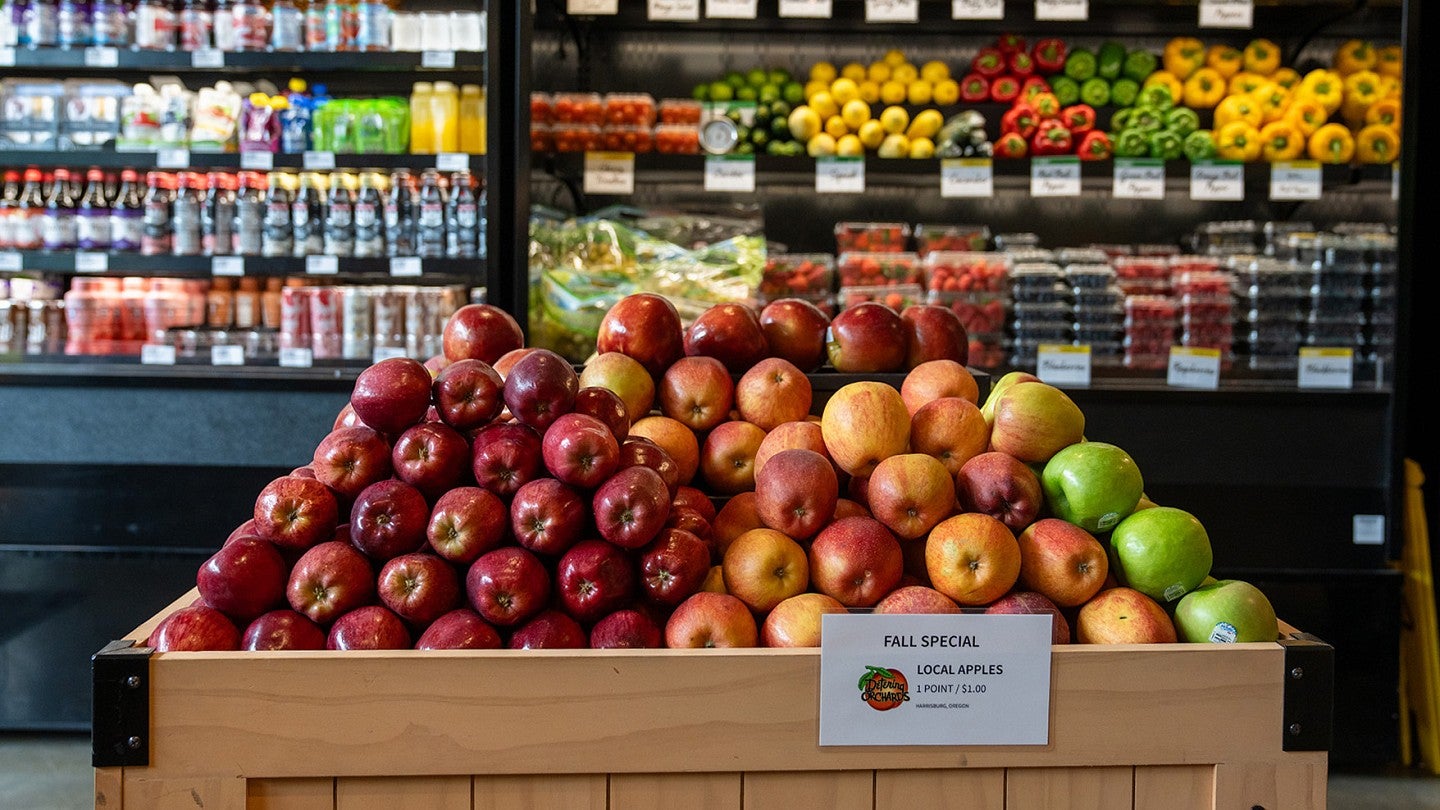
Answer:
[568,0,618,12]
[707,0,758,18]
[191,48,225,68]
[140,344,177,365]
[210,344,245,366]
[704,155,756,192]
[390,257,423,277]
[1034,0,1086,21]
[278,347,314,368]
[1352,514,1386,546]
[0,48,16,68]
[241,151,274,171]
[1190,160,1244,201]
[421,51,456,69]
[1031,156,1081,197]
[816,157,865,194]
[1297,347,1354,389]
[953,0,1004,20]
[649,0,700,20]
[1113,158,1165,200]
[211,256,244,277]
[303,151,337,170]
[941,158,993,198]
[84,47,120,67]
[1270,161,1322,201]
[866,0,919,22]
[819,613,1053,746]
[156,149,190,169]
[0,252,22,272]
[1199,0,1253,28]
[1037,344,1092,386]
[1167,347,1222,389]
[74,252,109,273]
[583,151,636,195]
[436,153,471,172]
[306,255,339,275]
[779,0,831,17]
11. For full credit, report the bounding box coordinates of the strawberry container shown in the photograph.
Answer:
[837,251,922,287]
[924,251,1010,294]
[1168,255,1223,278]
[914,223,990,256]
[761,253,835,299]
[654,123,701,154]
[834,222,910,253]
[928,290,1009,336]
[1113,256,1172,295]
[603,93,657,127]
[838,283,924,311]
[1088,243,1134,258]
[658,99,704,125]
[552,92,605,125]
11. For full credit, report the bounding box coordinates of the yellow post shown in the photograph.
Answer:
[1400,459,1440,773]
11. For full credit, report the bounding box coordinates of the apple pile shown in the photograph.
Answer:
[148,293,1276,653]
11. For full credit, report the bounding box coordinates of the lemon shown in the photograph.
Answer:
[824,114,849,139]
[920,61,950,84]
[907,108,944,139]
[892,63,919,85]
[840,99,871,130]
[877,133,910,159]
[932,78,960,106]
[908,137,935,159]
[830,78,860,105]
[883,49,907,67]
[906,80,933,106]
[809,91,839,119]
[867,61,892,83]
[880,80,908,105]
[835,134,864,157]
[804,80,829,101]
[806,132,837,157]
[857,119,886,150]
[841,62,867,82]
[787,106,822,141]
[858,80,882,104]
[879,105,910,135]
[810,61,837,84]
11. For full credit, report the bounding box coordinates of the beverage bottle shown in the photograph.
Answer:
[178,0,210,50]
[383,169,415,257]
[109,169,144,252]
[279,79,313,153]
[321,0,351,51]
[41,168,78,251]
[353,0,385,51]
[231,0,268,51]
[323,172,353,256]
[291,172,323,255]
[22,0,59,47]
[0,170,21,249]
[140,171,173,256]
[477,186,486,259]
[13,169,46,250]
[262,173,293,256]
[353,172,383,257]
[269,0,300,51]
[431,80,460,154]
[301,0,323,51]
[77,168,112,251]
[211,0,235,49]
[1,0,20,47]
[446,170,477,259]
[409,82,434,154]
[201,172,235,256]
[415,168,444,259]
[133,0,175,50]
[459,84,485,155]
[91,0,130,46]
[171,171,203,256]
[232,171,264,255]
[56,0,91,47]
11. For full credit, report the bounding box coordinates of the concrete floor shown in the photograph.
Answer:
[3,733,1438,809]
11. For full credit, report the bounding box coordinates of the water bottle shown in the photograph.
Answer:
[352,172,382,257]
[383,169,415,258]
[323,173,353,257]
[415,168,444,259]
[446,170,477,259]
[261,173,293,257]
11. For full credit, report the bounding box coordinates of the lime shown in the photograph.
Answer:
[770,116,791,137]
[746,68,769,87]
[770,100,792,119]
[783,82,805,105]
[737,86,758,101]
[736,141,755,155]
[768,68,791,85]
[751,128,769,146]
[693,83,710,101]
[725,71,746,88]
[765,139,786,155]
[759,84,781,104]
[710,82,734,102]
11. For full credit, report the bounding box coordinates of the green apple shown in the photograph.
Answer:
[980,371,1040,427]
[1175,580,1278,643]
[1041,442,1144,533]
[1108,507,1213,604]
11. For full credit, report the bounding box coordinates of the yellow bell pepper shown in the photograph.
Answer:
[1378,75,1401,99]
[1243,39,1281,75]
[1341,71,1383,127]
[1285,99,1329,137]
[1333,39,1376,75]
[1297,69,1343,114]
[1206,44,1244,79]
[1215,94,1264,129]
[1355,124,1400,164]
[1216,121,1262,162]
[1376,45,1403,79]
[1143,72,1184,107]
[1164,37,1207,80]
[1252,83,1291,123]
[1306,123,1355,164]
[1270,67,1302,90]
[1183,68,1227,109]
[1227,71,1267,97]
[1259,121,1305,161]
[1365,97,1401,129]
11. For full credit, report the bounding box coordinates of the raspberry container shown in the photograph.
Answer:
[838,284,923,311]
[834,222,910,253]
[1134,243,1181,257]
[928,291,1009,336]
[603,93,657,127]
[924,251,1010,294]
[552,123,602,153]
[913,223,990,256]
[837,251,922,287]
[1113,256,1171,294]
[600,124,654,153]
[1168,255,1223,278]
[658,99,704,125]
[654,123,701,154]
[551,93,605,125]
[760,253,835,299]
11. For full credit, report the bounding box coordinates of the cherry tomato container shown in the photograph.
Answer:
[551,92,604,125]
[834,222,910,253]
[658,99,704,125]
[600,124,653,153]
[530,92,553,125]
[838,283,924,311]
[552,123,602,153]
[602,93,657,127]
[654,123,701,154]
[761,253,835,299]
[913,223,990,256]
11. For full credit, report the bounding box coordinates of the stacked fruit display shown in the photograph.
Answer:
[786,51,963,158]
[149,293,1278,654]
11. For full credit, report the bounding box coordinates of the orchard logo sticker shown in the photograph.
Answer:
[858,665,910,711]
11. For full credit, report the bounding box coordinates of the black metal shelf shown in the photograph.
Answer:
[0,251,482,282]
[0,47,485,72]
[0,150,485,172]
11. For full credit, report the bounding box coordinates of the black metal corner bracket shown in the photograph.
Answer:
[92,640,153,768]
[1278,632,1335,753]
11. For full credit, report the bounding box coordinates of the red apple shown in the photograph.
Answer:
[541,412,621,489]
[391,422,470,498]
[866,453,956,541]
[557,539,637,623]
[684,303,768,373]
[672,485,717,523]
[423,354,451,376]
[665,507,712,543]
[955,452,1044,532]
[1017,518,1109,608]
[910,397,990,477]
[333,403,362,430]
[659,356,734,432]
[503,349,579,432]
[147,605,240,652]
[253,475,339,551]
[427,487,507,564]
[901,304,969,368]
[493,347,536,380]
[578,352,655,423]
[350,480,430,561]
[722,528,809,613]
[327,605,411,650]
[827,302,907,373]
[874,585,961,614]
[590,609,663,649]
[241,610,326,651]
[755,448,838,540]
[312,427,392,500]
[736,358,812,431]
[508,609,587,649]
[351,357,433,434]
[378,553,460,625]
[833,498,871,520]
[925,513,1022,606]
[286,540,376,624]
[664,592,759,648]
[415,609,502,649]
[465,546,551,627]
[225,519,259,546]
[821,381,911,477]
[442,303,524,365]
[1077,587,1177,644]
[753,421,830,480]
[713,491,764,557]
[471,422,544,498]
[619,437,682,497]
[592,466,672,549]
[509,478,589,556]
[808,516,904,607]
[640,528,710,606]
[628,416,700,485]
[196,537,288,622]
[986,591,1071,644]
[573,386,630,443]
[700,420,767,495]
[759,298,830,372]
[761,592,847,647]
[432,359,505,431]
[596,293,685,377]
[901,359,980,413]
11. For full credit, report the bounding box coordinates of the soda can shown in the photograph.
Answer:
[403,287,428,357]
[342,286,373,360]
[308,286,342,359]
[279,286,310,350]
[372,288,405,349]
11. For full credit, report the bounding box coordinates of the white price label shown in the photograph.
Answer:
[210,344,245,366]
[707,0,757,18]
[211,256,245,277]
[816,157,865,194]
[1352,514,1386,546]
[1113,158,1165,199]
[779,0,831,17]
[649,0,700,19]
[1037,344,1092,386]
[74,252,109,273]
[1190,161,1244,201]
[240,151,274,171]
[568,0,618,12]
[1297,347,1354,389]
[140,344,176,365]
[373,346,409,363]
[866,0,919,22]
[0,252,21,272]
[1392,161,1400,201]
[704,155,756,192]
[952,0,1003,18]
[279,346,314,368]
[1034,0,1086,20]
[820,614,1052,746]
[584,151,636,195]
[0,48,16,68]
[156,149,190,169]
[390,257,423,277]
[1199,0,1253,28]
[1270,161,1321,201]
[303,151,337,170]
[1167,347,1222,389]
[941,158,993,198]
[190,48,225,68]
[421,50,456,69]
[1031,157,1081,197]
[436,153,471,172]
[83,47,120,67]
[306,255,339,275]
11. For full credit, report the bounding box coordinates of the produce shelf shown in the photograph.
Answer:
[0,47,484,73]
[0,151,486,172]
[0,252,483,281]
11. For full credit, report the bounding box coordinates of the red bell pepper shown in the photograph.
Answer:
[1077,130,1112,160]
[990,75,1022,104]
[1021,76,1051,103]
[1031,120,1074,155]
[1009,51,1036,77]
[959,73,990,104]
[1060,104,1096,134]
[995,131,1029,159]
[1029,91,1062,119]
[1033,38,1068,74]
[972,47,1007,78]
[997,33,1027,55]
[1001,103,1039,138]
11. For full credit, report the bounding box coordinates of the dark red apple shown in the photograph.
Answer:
[901,304,969,368]
[665,508,712,544]
[808,516,904,607]
[350,357,433,434]
[760,298,831,373]
[573,386,630,443]
[333,403,363,430]
[672,486,717,523]
[286,540,375,624]
[290,466,317,479]
[147,605,240,652]
[378,553,461,626]
[955,452,1044,532]
[596,292,685,378]
[493,347,537,380]
[684,303,769,373]
[350,480,430,561]
[659,356,734,432]
[589,609,663,648]
[242,610,326,651]
[827,302,907,373]
[503,349,579,432]
[196,537,287,622]
[509,478,589,556]
[640,528,710,607]
[465,546,551,627]
[327,605,411,650]
[433,359,505,431]
[507,609,587,649]
[225,519,259,546]
[442,303,524,365]
[312,427,392,500]
[592,466,672,549]
[253,475,339,551]
[754,448,839,540]
[556,539,637,624]
[986,591,1071,644]
[541,412,621,489]
[415,609,503,649]
[391,422,471,498]
[618,437,682,497]
[427,486,507,564]
[470,422,544,498]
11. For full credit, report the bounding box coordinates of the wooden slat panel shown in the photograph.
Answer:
[610,773,742,810]
[336,776,470,810]
[473,774,605,810]
[124,774,246,810]
[94,767,123,809]
[248,778,335,810]
[875,769,1004,810]
[1005,767,1133,810]
[1214,758,1327,810]
[1134,766,1214,810]
[743,771,872,810]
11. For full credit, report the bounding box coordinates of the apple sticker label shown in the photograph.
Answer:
[1208,622,1239,643]
[1163,584,1187,603]
[1096,511,1120,531]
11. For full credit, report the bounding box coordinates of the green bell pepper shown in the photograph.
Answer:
[1097,42,1127,81]
[1165,107,1201,138]
[1114,128,1151,158]
[1110,78,1140,108]
[1064,49,1097,82]
[1079,77,1111,107]
[1123,50,1159,84]
[1110,107,1134,131]
[1137,84,1174,111]
[1148,128,1184,161]
[1050,75,1081,107]
[1183,129,1218,161]
[1129,106,1164,133]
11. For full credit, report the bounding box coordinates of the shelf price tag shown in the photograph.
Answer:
[421,50,457,69]
[1199,0,1253,29]
[306,255,339,275]
[568,0,618,13]
[941,158,993,198]
[1392,161,1400,201]
[1113,158,1165,200]
[241,151,274,171]
[390,257,423,277]
[0,252,21,272]
[819,613,1052,746]
[1037,344,1091,386]
[303,151,337,170]
[0,48,16,68]
[952,0,1003,19]
[1270,160,1321,201]
[866,0,919,22]
[704,155,756,192]
[279,347,314,368]
[583,151,636,195]
[210,344,245,366]
[156,149,190,169]
[191,48,225,68]
[373,346,409,363]
[140,344,177,365]
[436,153,471,172]
[1167,346,1221,389]
[74,252,109,273]
[1297,347,1354,389]
[649,0,700,20]
[84,46,120,67]
[211,256,244,277]
[1031,156,1081,197]
[779,0,831,17]
[1189,160,1244,201]
[1034,0,1086,21]
[1352,514,1386,546]
[706,0,757,18]
[815,157,865,194]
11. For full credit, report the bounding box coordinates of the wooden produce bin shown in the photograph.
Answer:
[93,590,1334,810]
